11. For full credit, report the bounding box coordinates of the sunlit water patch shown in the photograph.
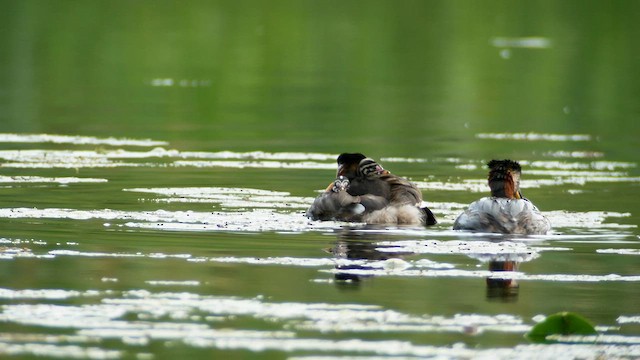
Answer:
[0,147,194,169]
[326,267,640,283]
[0,147,339,170]
[177,150,336,161]
[0,175,107,184]
[0,289,638,359]
[541,151,605,158]
[126,187,314,209]
[0,290,530,352]
[149,78,212,87]
[145,280,201,286]
[375,239,550,259]
[0,133,167,147]
[596,248,640,255]
[490,37,552,49]
[440,159,639,190]
[173,160,335,170]
[0,207,344,233]
[0,149,155,168]
[0,342,121,359]
[0,166,346,233]
[0,288,104,300]
[0,133,638,359]
[0,205,633,236]
[545,210,634,230]
[475,132,591,141]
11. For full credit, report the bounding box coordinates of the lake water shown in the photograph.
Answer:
[1,1,639,359]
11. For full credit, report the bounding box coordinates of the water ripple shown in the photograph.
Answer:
[0,133,167,147]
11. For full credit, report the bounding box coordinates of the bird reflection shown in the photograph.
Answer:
[327,229,536,301]
[327,227,412,288]
[466,235,539,302]
[485,258,520,301]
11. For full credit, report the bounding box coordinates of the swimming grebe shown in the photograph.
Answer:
[453,159,551,235]
[309,153,437,225]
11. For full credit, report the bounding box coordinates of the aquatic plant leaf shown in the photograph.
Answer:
[526,312,597,343]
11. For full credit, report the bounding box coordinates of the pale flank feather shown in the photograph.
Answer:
[363,204,425,226]
[453,197,551,235]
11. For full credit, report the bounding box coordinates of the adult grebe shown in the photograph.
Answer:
[453,159,551,235]
[321,153,437,225]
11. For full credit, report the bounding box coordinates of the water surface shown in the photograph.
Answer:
[1,1,639,359]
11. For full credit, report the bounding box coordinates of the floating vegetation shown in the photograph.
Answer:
[526,312,598,343]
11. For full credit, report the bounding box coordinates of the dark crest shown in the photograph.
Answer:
[487,159,522,198]
[337,153,367,166]
[487,159,521,179]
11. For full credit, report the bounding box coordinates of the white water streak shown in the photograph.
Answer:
[0,133,167,146]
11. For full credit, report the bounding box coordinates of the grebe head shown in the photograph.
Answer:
[332,176,350,192]
[337,153,367,179]
[356,158,388,178]
[487,159,523,199]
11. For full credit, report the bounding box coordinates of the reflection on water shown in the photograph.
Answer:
[329,228,539,301]
[486,259,520,301]
[329,228,413,286]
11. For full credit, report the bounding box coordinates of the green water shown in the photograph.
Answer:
[1,1,639,359]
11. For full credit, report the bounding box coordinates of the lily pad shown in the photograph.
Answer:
[526,312,598,343]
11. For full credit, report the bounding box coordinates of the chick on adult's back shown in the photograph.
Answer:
[453,159,551,235]
[337,153,437,226]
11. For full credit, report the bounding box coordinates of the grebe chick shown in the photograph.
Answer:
[453,159,551,235]
[336,153,437,225]
[306,176,388,222]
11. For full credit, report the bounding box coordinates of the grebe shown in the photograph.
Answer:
[453,159,551,235]
[307,153,437,225]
